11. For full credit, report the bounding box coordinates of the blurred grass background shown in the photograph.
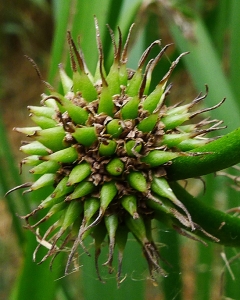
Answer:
[1,0,240,299]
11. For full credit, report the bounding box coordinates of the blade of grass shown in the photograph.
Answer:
[158,228,182,300]
[0,113,30,247]
[9,230,64,300]
[79,235,145,300]
[166,15,240,132]
[69,0,119,74]
[205,1,230,57]
[229,0,240,100]
[48,0,71,84]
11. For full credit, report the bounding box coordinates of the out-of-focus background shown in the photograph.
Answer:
[1,1,240,299]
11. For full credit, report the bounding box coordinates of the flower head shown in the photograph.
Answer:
[10,18,224,284]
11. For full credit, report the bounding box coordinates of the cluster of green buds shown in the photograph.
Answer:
[9,19,224,284]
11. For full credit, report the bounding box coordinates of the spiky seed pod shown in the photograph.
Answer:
[9,19,225,284]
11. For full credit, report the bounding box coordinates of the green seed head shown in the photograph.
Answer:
[9,19,224,284]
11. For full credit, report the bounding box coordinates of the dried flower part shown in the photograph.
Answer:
[10,19,224,284]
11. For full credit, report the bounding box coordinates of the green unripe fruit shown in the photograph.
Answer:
[20,141,52,156]
[34,127,66,151]
[162,113,190,130]
[106,158,124,176]
[30,115,57,129]
[142,82,165,113]
[125,140,142,157]
[55,93,89,125]
[42,146,78,163]
[72,127,97,147]
[61,201,83,230]
[9,20,226,284]
[24,173,55,193]
[29,160,59,174]
[100,181,118,212]
[121,195,139,219]
[65,181,95,201]
[83,197,100,223]
[51,176,74,199]
[121,96,139,119]
[67,162,91,186]
[99,140,117,156]
[106,119,123,137]
[72,71,98,102]
[141,150,180,167]
[28,105,55,118]
[127,171,147,192]
[137,114,158,132]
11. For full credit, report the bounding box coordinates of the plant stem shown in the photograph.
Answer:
[167,127,240,180]
[170,182,240,247]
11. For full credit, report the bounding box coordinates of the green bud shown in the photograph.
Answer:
[125,214,148,244]
[31,201,68,228]
[28,105,56,118]
[34,127,66,152]
[42,146,78,163]
[106,119,123,138]
[51,176,74,199]
[137,114,158,133]
[83,197,100,224]
[106,62,120,96]
[121,194,139,219]
[30,114,57,129]
[126,69,142,97]
[29,160,60,175]
[127,171,147,192]
[142,82,165,113]
[177,138,208,151]
[45,201,68,219]
[125,140,142,157]
[100,181,118,212]
[20,155,41,166]
[141,150,180,167]
[67,162,91,186]
[43,96,59,110]
[14,126,41,135]
[146,195,189,229]
[99,140,117,156]
[161,133,190,148]
[115,224,128,286]
[103,213,118,272]
[177,124,196,133]
[98,85,114,117]
[106,158,124,176]
[91,222,107,282]
[72,127,97,147]
[55,93,89,125]
[167,104,189,116]
[40,195,66,210]
[20,141,52,156]
[162,113,190,130]
[151,176,194,230]
[25,173,55,193]
[121,96,139,119]
[59,64,73,95]
[146,195,172,216]
[73,71,98,102]
[65,181,95,201]
[61,200,83,230]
